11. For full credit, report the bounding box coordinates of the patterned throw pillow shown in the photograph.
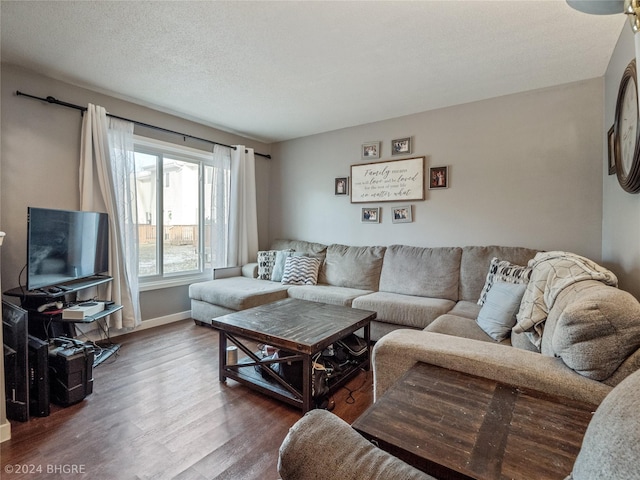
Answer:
[477,257,532,306]
[270,249,295,282]
[281,256,322,285]
[257,250,278,280]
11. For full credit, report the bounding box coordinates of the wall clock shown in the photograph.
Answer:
[614,58,640,193]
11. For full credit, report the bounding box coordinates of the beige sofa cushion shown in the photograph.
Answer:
[270,238,328,256]
[459,245,538,302]
[352,291,454,329]
[278,410,431,480]
[425,314,509,344]
[570,369,640,480]
[319,244,386,290]
[447,300,481,319]
[188,277,289,311]
[551,287,640,381]
[287,285,373,307]
[378,245,462,301]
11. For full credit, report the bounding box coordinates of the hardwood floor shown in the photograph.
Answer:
[1,320,373,479]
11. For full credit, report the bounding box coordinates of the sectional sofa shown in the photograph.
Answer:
[190,239,541,341]
[190,239,640,478]
[190,237,640,392]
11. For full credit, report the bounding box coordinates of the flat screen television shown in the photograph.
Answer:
[27,207,109,291]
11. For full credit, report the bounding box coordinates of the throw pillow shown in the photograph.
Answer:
[257,250,278,280]
[281,256,322,285]
[271,249,295,282]
[477,257,532,306]
[476,281,527,341]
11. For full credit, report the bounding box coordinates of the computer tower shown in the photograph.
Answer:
[3,300,29,422]
[48,338,94,406]
[28,335,50,416]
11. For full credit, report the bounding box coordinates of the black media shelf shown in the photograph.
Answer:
[4,275,113,300]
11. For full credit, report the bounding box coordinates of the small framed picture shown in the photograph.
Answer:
[361,207,380,223]
[608,125,616,175]
[362,141,381,159]
[391,137,412,156]
[335,177,349,195]
[429,166,449,189]
[392,205,412,223]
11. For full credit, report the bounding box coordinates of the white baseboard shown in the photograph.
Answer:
[0,420,11,443]
[129,311,192,333]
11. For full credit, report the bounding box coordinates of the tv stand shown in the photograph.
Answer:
[4,276,122,367]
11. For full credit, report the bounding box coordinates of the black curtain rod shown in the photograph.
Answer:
[15,90,271,159]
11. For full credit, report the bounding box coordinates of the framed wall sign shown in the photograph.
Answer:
[350,156,425,203]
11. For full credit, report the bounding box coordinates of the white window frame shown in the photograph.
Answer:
[134,136,215,291]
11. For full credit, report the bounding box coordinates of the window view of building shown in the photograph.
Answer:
[134,138,228,283]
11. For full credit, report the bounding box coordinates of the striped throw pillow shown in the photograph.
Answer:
[281,256,321,285]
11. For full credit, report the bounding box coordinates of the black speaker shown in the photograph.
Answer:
[48,338,94,407]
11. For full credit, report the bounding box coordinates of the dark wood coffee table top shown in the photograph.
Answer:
[210,298,376,412]
[352,362,596,480]
[210,298,376,354]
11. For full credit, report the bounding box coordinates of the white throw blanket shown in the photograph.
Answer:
[513,251,618,347]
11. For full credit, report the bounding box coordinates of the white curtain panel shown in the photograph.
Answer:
[228,146,259,267]
[208,145,258,269]
[211,145,232,268]
[79,104,141,330]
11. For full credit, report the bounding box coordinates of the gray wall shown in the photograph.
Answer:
[0,64,271,321]
[603,27,640,300]
[270,79,604,262]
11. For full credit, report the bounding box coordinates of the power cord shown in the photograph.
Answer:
[342,368,370,405]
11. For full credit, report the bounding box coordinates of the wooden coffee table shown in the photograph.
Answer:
[352,362,596,480]
[210,298,376,412]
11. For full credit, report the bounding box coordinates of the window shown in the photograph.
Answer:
[134,137,229,287]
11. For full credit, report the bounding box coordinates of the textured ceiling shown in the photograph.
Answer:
[0,0,627,143]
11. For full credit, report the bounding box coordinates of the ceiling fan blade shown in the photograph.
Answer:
[566,0,624,15]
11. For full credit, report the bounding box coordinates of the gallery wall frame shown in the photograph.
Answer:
[335,177,349,195]
[392,205,412,223]
[361,207,380,223]
[362,141,381,159]
[391,137,412,156]
[351,156,425,203]
[429,165,449,189]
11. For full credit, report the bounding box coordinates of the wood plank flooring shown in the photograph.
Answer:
[1,319,373,479]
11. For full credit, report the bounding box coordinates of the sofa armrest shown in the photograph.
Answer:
[373,330,611,407]
[278,410,432,480]
[212,263,258,279]
[212,266,241,279]
[242,262,258,278]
